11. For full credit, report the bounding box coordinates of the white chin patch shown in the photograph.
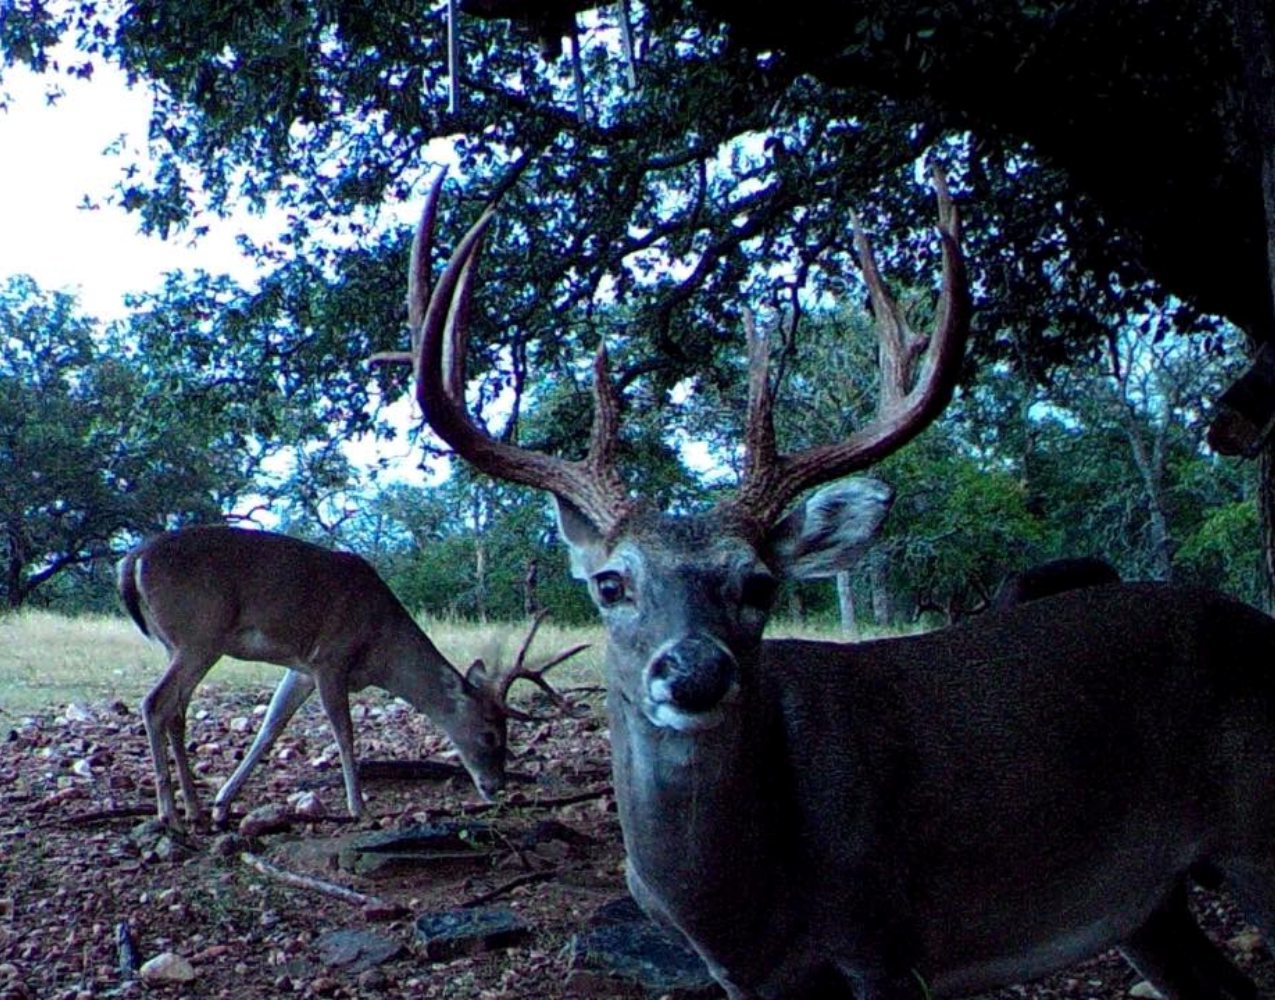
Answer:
[644,701,727,732]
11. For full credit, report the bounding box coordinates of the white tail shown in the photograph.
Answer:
[401,176,1275,999]
[118,525,583,830]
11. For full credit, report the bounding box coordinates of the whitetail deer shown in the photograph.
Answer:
[118,526,583,831]
[990,555,1121,612]
[402,170,1275,999]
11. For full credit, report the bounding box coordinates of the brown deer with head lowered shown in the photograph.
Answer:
[118,525,583,831]
[403,171,1275,999]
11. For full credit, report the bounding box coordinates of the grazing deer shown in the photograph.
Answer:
[402,171,1275,999]
[990,555,1121,612]
[118,526,583,830]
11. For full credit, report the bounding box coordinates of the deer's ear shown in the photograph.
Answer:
[553,496,609,580]
[767,477,894,580]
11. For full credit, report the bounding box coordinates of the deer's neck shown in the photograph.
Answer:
[373,622,467,721]
[605,673,791,969]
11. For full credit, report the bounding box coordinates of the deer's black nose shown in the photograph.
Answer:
[647,636,737,714]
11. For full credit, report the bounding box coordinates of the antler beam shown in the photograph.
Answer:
[409,171,635,535]
[727,166,969,527]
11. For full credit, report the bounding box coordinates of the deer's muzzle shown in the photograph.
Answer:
[643,634,739,731]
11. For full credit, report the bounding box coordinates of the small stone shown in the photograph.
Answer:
[61,704,93,724]
[229,716,252,733]
[70,758,94,779]
[210,833,248,858]
[1130,981,1164,1000]
[315,929,406,972]
[1228,928,1264,953]
[362,900,410,923]
[138,952,196,984]
[239,803,291,838]
[288,790,327,819]
[414,907,529,961]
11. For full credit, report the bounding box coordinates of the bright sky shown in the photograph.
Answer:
[0,60,444,489]
[0,61,281,321]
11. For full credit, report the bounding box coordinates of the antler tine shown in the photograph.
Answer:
[367,169,450,368]
[729,167,969,527]
[494,611,591,717]
[412,196,634,535]
[741,308,778,490]
[409,169,449,341]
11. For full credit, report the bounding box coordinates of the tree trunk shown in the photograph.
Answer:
[1235,0,1275,609]
[474,539,488,623]
[836,571,859,639]
[869,549,891,627]
[5,520,25,610]
[1262,447,1275,613]
[523,557,540,618]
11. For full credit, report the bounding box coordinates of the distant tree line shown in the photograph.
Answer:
[3,275,1258,624]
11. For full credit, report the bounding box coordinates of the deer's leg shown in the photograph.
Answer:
[141,649,218,831]
[1119,885,1256,1000]
[166,694,209,829]
[314,665,364,818]
[212,669,316,826]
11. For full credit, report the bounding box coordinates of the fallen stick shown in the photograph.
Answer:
[461,868,562,909]
[240,851,380,908]
[461,786,612,816]
[54,804,155,827]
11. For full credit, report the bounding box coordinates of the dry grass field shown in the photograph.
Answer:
[0,610,609,718]
[0,609,858,717]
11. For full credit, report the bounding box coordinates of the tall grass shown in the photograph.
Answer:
[0,609,875,718]
[0,609,607,718]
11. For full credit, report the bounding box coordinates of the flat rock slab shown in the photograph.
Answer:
[414,907,530,962]
[340,821,495,877]
[569,896,719,997]
[315,929,406,973]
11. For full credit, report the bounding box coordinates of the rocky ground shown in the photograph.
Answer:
[1,687,1270,999]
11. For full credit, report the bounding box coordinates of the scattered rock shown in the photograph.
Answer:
[239,803,292,838]
[288,789,328,819]
[139,952,196,984]
[1129,982,1164,1000]
[1229,928,1264,953]
[569,896,716,997]
[59,704,93,724]
[315,928,406,973]
[210,832,249,858]
[414,907,530,961]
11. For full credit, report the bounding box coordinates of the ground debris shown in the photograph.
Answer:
[3,686,1272,999]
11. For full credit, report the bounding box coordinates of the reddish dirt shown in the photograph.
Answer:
[1,689,1270,999]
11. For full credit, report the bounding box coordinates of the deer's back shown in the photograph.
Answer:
[132,526,407,661]
[758,583,1275,987]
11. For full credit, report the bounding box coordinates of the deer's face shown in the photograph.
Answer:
[450,687,510,800]
[557,477,894,732]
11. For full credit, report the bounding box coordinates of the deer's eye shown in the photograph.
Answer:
[740,572,779,611]
[593,571,628,607]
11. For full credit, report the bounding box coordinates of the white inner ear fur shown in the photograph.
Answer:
[553,496,609,580]
[768,477,894,580]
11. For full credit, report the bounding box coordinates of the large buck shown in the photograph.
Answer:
[118,526,582,831]
[403,172,1275,999]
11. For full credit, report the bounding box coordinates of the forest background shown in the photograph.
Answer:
[2,0,1267,629]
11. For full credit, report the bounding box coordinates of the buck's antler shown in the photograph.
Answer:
[482,610,589,721]
[408,165,967,532]
[726,166,968,526]
[408,171,635,535]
